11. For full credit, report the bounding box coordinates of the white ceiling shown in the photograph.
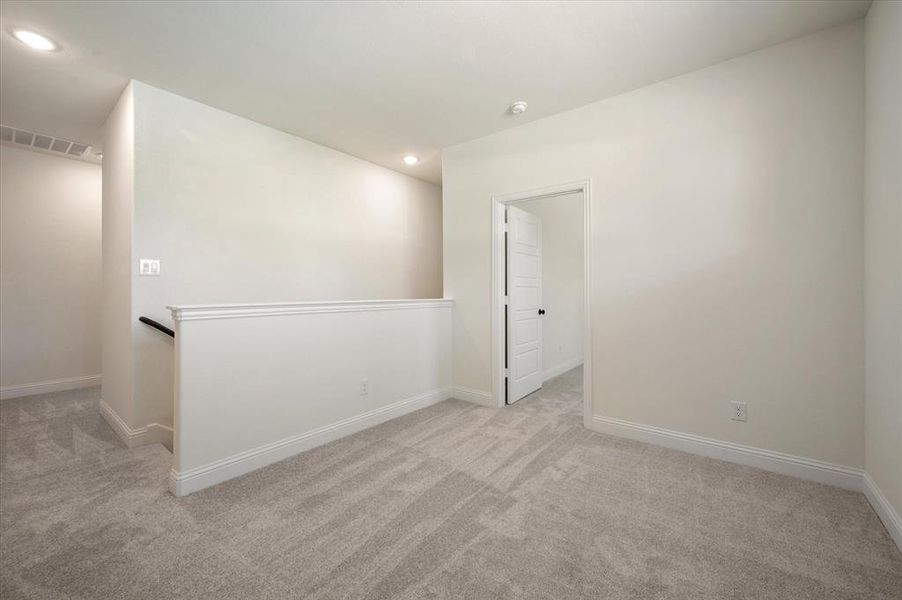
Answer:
[0,1,870,184]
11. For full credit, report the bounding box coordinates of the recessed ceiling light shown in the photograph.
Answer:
[10,29,59,52]
[96,153,103,160]
[509,100,528,115]
[402,155,419,166]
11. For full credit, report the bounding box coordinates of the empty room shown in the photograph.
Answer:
[0,1,899,598]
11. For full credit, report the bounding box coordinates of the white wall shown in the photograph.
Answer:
[0,145,102,397]
[169,299,452,496]
[102,83,136,423]
[864,0,902,531]
[102,81,444,437]
[443,22,865,468]
[518,193,584,379]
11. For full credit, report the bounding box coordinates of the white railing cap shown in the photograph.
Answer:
[167,298,453,322]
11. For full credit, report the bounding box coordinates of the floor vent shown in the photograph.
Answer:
[0,124,97,161]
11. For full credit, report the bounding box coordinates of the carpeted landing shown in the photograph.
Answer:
[1,367,900,599]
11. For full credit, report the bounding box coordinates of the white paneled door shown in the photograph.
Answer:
[506,205,543,403]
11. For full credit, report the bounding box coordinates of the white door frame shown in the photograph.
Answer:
[491,179,592,428]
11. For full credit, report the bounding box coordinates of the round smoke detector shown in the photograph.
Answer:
[509,100,528,115]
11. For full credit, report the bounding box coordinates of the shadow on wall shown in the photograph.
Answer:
[596,244,862,469]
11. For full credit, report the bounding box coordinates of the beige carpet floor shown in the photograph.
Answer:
[1,367,900,599]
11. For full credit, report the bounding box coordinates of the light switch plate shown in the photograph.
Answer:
[139,259,161,276]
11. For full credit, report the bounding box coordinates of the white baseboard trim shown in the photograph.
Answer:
[99,399,174,450]
[449,361,582,409]
[451,386,495,407]
[589,415,864,492]
[543,358,584,383]
[864,473,902,552]
[169,386,453,497]
[1,375,102,400]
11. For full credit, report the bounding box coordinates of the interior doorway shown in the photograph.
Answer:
[491,180,592,426]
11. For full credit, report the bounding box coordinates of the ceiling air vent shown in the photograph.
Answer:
[51,138,71,153]
[33,134,53,150]
[68,143,89,156]
[14,129,34,145]
[0,124,96,162]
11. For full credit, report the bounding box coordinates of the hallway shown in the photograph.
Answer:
[1,368,900,599]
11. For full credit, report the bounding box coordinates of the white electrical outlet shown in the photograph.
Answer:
[360,379,368,395]
[731,401,747,422]
[139,259,161,276]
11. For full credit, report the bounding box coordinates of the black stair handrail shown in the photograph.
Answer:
[139,316,175,338]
